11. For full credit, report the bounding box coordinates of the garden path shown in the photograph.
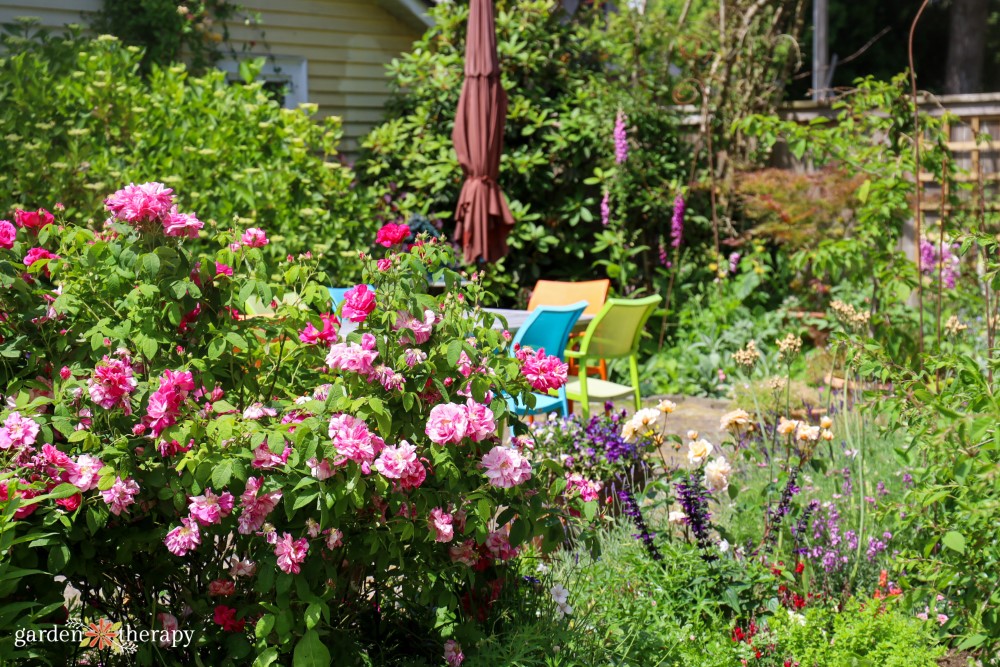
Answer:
[568,394,733,465]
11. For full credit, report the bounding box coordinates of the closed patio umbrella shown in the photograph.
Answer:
[452,0,515,264]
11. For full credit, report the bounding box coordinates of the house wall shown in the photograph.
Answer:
[0,0,425,154]
[0,0,100,29]
[221,0,424,154]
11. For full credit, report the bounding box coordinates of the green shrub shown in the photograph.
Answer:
[0,23,369,282]
[771,597,945,667]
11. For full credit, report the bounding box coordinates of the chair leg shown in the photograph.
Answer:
[578,370,590,421]
[629,355,641,411]
[599,358,608,381]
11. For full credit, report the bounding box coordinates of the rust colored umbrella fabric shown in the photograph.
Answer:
[452,0,515,263]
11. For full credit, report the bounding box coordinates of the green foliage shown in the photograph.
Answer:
[771,597,945,667]
[0,25,369,283]
[358,0,689,298]
[637,247,789,397]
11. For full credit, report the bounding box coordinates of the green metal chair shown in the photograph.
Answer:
[563,295,662,420]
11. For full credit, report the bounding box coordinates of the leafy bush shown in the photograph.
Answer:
[358,0,689,297]
[0,184,581,664]
[0,24,369,282]
[771,597,945,667]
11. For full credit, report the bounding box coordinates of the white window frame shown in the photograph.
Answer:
[216,55,308,109]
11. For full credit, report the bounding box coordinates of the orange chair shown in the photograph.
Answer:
[527,279,611,380]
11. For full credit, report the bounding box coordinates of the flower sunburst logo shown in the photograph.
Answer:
[82,618,120,650]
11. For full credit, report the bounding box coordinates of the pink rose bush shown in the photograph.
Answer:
[0,188,587,665]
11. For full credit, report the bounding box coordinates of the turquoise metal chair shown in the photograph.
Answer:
[328,285,375,312]
[506,301,587,418]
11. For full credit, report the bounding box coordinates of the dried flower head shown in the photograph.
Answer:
[732,340,761,369]
[766,377,787,391]
[944,315,967,336]
[776,333,802,361]
[830,300,871,330]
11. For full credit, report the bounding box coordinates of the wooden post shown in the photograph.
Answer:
[812,0,829,101]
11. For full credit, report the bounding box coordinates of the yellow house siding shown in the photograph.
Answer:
[0,0,100,30]
[223,0,423,153]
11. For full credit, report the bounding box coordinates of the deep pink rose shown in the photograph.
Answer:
[375,223,410,248]
[0,220,16,249]
[241,227,269,247]
[23,247,59,276]
[341,284,376,323]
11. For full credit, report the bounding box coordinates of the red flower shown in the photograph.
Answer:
[14,208,54,230]
[212,605,245,632]
[794,561,804,574]
[375,223,410,248]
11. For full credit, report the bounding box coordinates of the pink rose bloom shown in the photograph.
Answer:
[374,365,405,392]
[101,476,140,515]
[464,399,496,442]
[299,313,339,345]
[375,222,410,247]
[425,403,469,445]
[189,488,235,525]
[161,369,195,393]
[395,309,435,344]
[14,208,54,230]
[164,517,201,556]
[404,348,427,367]
[88,355,138,413]
[517,346,569,392]
[59,366,72,380]
[0,220,16,249]
[215,262,233,277]
[428,507,454,543]
[326,341,379,378]
[374,442,415,479]
[104,182,175,224]
[328,413,384,467]
[456,351,474,378]
[251,442,291,469]
[40,444,75,483]
[376,257,392,271]
[0,411,40,450]
[448,539,479,567]
[486,529,518,560]
[444,640,464,667]
[324,528,344,550]
[307,457,336,480]
[162,207,203,238]
[157,613,179,647]
[373,440,425,488]
[68,454,104,491]
[229,557,256,578]
[481,446,532,489]
[242,402,277,420]
[341,284,376,323]
[23,247,59,275]
[241,227,269,247]
[208,579,236,596]
[274,533,309,574]
[237,477,282,534]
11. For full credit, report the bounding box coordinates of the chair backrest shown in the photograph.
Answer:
[577,295,662,359]
[328,285,375,309]
[527,279,610,316]
[511,301,588,360]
